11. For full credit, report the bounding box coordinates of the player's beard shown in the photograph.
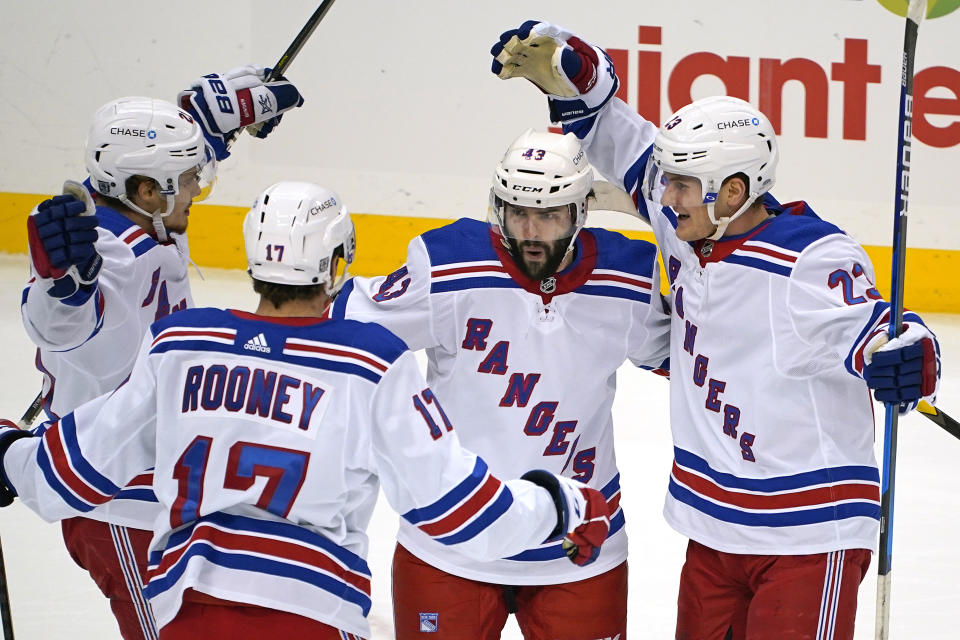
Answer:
[513,238,570,281]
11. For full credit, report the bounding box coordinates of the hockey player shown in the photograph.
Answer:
[0,181,612,639]
[490,20,943,640]
[330,129,671,639]
[20,67,304,639]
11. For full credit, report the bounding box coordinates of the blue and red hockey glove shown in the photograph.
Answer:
[863,321,940,415]
[522,470,612,566]
[27,181,102,304]
[179,65,305,161]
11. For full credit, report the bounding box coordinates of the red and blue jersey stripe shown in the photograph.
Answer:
[669,447,880,528]
[34,413,121,512]
[402,457,515,546]
[143,511,373,615]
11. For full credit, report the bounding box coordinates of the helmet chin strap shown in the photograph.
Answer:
[118,194,175,242]
[705,196,757,241]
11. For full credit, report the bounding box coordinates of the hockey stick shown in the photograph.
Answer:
[0,538,12,640]
[917,400,960,441]
[0,395,42,638]
[265,0,338,81]
[875,2,925,637]
[15,393,42,431]
[226,0,339,146]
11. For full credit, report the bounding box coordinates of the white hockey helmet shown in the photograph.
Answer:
[243,181,356,296]
[643,95,778,239]
[85,97,216,237]
[488,129,593,248]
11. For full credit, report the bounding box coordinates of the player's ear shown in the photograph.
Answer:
[134,176,159,204]
[722,174,749,208]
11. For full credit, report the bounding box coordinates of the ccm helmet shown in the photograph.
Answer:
[644,95,778,239]
[85,97,216,240]
[243,181,356,298]
[489,129,593,250]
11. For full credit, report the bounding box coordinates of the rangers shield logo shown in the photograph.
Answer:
[419,612,439,633]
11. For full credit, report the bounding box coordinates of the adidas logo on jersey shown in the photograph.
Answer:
[243,333,271,353]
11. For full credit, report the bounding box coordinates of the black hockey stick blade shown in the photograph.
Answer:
[15,393,42,430]
[917,400,960,441]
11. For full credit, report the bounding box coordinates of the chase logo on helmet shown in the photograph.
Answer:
[309,197,337,216]
[717,119,759,130]
[109,127,149,137]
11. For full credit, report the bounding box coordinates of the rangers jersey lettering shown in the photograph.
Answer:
[3,309,562,636]
[332,218,670,584]
[569,97,924,554]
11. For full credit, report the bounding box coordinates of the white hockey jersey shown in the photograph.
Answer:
[21,199,192,527]
[568,98,926,555]
[2,309,563,636]
[331,218,671,584]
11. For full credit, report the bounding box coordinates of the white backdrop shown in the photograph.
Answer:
[1,0,958,247]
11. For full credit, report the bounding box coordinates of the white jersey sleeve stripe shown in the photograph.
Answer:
[415,473,506,539]
[432,487,514,546]
[35,415,119,511]
[402,457,490,525]
[400,456,518,544]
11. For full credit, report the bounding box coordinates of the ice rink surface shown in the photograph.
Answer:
[0,253,957,639]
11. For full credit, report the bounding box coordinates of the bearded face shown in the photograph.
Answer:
[502,204,575,280]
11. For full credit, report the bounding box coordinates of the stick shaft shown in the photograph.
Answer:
[226,0,338,147]
[267,0,338,81]
[876,3,925,638]
[0,538,14,639]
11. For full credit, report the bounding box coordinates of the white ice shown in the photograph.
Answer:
[0,254,957,639]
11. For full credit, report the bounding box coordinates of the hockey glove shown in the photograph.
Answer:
[27,180,102,304]
[490,20,619,124]
[179,65,305,161]
[0,419,33,507]
[863,321,941,415]
[521,470,611,566]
